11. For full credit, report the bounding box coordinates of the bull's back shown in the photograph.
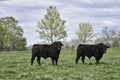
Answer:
[32,44,50,56]
[77,44,96,56]
[78,44,94,51]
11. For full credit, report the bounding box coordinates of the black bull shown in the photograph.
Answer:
[31,41,63,65]
[76,43,109,64]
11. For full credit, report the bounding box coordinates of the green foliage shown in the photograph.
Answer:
[37,5,67,43]
[0,48,120,80]
[0,16,26,51]
[15,38,27,51]
[76,22,94,44]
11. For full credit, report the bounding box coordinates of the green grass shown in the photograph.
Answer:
[0,48,120,80]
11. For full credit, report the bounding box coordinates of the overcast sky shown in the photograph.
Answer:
[0,0,120,46]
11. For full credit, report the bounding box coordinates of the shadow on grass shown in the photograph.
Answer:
[76,61,111,66]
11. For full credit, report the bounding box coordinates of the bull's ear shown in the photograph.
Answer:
[61,43,63,46]
[98,46,102,49]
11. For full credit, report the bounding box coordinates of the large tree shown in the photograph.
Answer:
[0,17,26,51]
[37,6,67,43]
[76,22,94,44]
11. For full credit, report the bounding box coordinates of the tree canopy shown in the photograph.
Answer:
[36,6,67,43]
[0,16,26,51]
[76,22,94,44]
[95,27,120,47]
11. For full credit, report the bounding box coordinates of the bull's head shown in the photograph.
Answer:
[97,43,110,53]
[52,41,63,50]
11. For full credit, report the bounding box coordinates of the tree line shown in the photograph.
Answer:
[36,5,120,48]
[95,27,120,47]
[0,5,120,51]
[0,17,26,51]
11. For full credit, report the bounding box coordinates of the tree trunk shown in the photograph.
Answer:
[50,31,53,43]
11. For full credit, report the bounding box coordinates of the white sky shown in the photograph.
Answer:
[0,0,120,46]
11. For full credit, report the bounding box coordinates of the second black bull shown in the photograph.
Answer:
[31,41,63,65]
[76,43,109,64]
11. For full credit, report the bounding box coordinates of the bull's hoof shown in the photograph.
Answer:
[95,62,99,64]
[89,63,92,65]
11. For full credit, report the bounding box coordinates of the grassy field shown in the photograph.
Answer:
[0,47,120,80]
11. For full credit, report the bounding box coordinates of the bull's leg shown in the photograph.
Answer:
[95,57,100,64]
[75,56,80,64]
[55,58,58,65]
[81,56,85,64]
[37,56,41,65]
[95,55,103,64]
[51,58,55,65]
[31,56,36,65]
